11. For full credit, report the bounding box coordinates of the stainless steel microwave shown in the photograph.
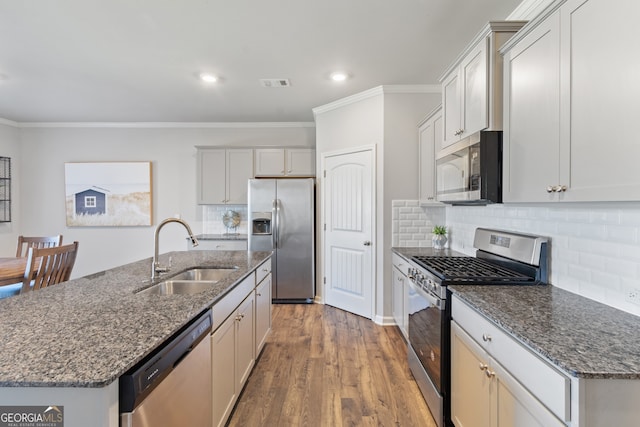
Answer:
[435,131,502,205]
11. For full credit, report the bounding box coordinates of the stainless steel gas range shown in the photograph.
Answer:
[404,228,548,427]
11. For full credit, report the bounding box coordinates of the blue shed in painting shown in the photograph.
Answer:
[75,188,107,215]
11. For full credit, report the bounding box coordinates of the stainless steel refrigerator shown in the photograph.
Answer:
[248,178,315,302]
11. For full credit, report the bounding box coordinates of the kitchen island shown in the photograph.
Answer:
[0,250,271,427]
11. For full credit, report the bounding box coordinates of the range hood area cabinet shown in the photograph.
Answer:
[196,148,253,205]
[439,21,526,149]
[254,148,315,177]
[418,105,444,205]
[501,0,640,202]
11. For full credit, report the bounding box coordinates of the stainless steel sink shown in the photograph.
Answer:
[169,267,238,282]
[137,267,238,296]
[138,280,219,296]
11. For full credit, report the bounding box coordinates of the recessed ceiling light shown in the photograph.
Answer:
[199,73,218,83]
[330,72,348,82]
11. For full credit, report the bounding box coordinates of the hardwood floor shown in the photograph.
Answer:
[227,303,437,427]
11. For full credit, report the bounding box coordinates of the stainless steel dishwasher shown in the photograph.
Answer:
[119,309,212,427]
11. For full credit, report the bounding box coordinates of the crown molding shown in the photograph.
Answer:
[507,0,554,20]
[312,84,440,117]
[12,121,315,129]
[0,118,19,127]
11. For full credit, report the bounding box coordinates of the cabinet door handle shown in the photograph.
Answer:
[547,185,568,193]
[257,292,262,297]
[363,241,371,246]
[485,370,496,378]
[482,333,492,342]
[479,363,488,371]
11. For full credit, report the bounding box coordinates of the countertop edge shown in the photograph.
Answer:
[0,251,272,388]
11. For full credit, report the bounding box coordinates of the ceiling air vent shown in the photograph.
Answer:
[260,78,291,87]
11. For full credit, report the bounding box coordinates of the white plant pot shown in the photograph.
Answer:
[432,234,447,250]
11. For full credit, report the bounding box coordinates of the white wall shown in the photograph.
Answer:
[314,86,440,321]
[0,122,21,253]
[13,124,314,278]
[379,92,440,318]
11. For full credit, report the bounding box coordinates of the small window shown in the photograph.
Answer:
[85,196,97,208]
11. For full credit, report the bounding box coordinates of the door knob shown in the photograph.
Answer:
[363,241,371,246]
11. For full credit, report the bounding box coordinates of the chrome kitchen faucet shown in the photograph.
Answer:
[152,217,199,280]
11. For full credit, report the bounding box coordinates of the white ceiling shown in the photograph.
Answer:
[0,0,523,123]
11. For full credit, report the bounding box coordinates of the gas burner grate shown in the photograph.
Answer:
[411,256,533,283]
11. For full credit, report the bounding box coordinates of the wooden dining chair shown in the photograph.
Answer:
[21,241,79,294]
[16,235,63,257]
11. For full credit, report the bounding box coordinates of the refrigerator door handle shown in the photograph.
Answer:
[272,199,279,249]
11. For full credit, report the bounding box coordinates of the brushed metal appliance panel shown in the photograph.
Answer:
[274,178,315,300]
[127,333,212,427]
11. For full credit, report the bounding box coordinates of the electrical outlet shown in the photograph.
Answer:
[626,289,640,305]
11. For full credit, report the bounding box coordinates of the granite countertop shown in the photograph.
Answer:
[0,250,271,388]
[193,234,248,241]
[392,246,640,380]
[450,284,640,380]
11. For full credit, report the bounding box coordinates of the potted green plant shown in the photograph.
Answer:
[432,225,447,250]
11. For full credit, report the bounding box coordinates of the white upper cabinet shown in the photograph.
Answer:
[502,12,561,202]
[254,148,315,177]
[197,148,253,205]
[503,0,640,202]
[440,21,526,148]
[418,106,443,204]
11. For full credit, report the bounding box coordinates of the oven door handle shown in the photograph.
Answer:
[407,279,445,310]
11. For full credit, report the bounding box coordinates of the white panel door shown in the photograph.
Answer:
[323,149,374,319]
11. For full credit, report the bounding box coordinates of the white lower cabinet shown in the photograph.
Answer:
[255,272,272,355]
[210,260,272,427]
[211,292,255,427]
[391,267,406,338]
[451,294,569,427]
[211,309,238,427]
[451,321,564,427]
[391,253,409,338]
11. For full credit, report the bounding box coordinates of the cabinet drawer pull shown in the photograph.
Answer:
[482,333,492,342]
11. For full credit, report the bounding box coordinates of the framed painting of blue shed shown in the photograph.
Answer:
[64,162,152,226]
